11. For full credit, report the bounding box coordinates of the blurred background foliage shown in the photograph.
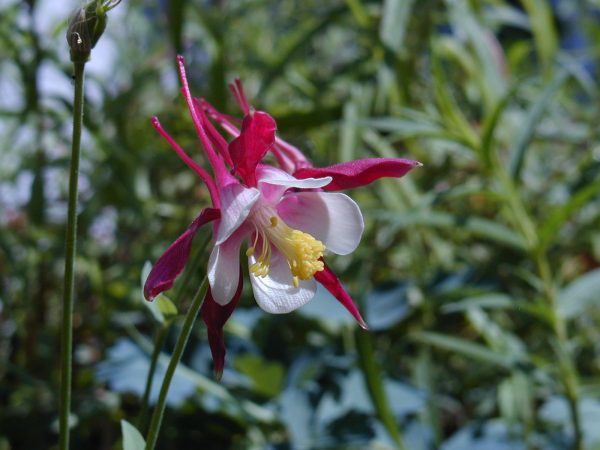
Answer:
[2,0,600,448]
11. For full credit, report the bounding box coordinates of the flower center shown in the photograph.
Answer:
[246,207,325,287]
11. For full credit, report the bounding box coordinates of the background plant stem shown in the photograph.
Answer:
[59,60,86,450]
[138,324,169,433]
[496,161,583,450]
[144,278,208,450]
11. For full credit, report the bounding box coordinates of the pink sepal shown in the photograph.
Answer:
[294,158,421,191]
[201,268,243,380]
[228,111,277,186]
[314,263,368,330]
[144,208,220,300]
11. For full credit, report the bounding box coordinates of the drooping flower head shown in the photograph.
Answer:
[145,56,421,378]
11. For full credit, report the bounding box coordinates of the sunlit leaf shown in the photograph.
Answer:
[121,420,145,450]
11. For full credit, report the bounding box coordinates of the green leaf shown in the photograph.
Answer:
[558,268,600,320]
[442,294,515,313]
[260,5,346,94]
[479,85,518,168]
[372,210,526,251]
[234,355,284,398]
[431,52,480,151]
[518,0,558,74]
[140,261,178,324]
[466,308,526,359]
[379,0,415,53]
[509,70,570,181]
[412,331,513,368]
[121,420,145,450]
[539,179,600,250]
[361,117,451,140]
[444,0,506,108]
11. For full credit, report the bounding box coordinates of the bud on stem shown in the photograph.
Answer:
[66,0,121,63]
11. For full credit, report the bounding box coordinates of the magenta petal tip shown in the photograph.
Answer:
[176,54,185,64]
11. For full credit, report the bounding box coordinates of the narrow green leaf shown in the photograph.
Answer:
[340,101,359,162]
[372,210,526,251]
[442,294,515,313]
[345,0,371,27]
[412,331,513,368]
[558,268,600,320]
[467,308,526,359]
[480,86,517,168]
[518,0,558,74]
[509,70,570,181]
[379,0,415,53]
[539,179,600,249]
[121,420,146,450]
[260,5,346,94]
[444,0,506,107]
[431,53,480,151]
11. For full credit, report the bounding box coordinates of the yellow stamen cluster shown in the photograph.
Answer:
[248,214,325,287]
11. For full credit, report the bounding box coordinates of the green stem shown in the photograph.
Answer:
[356,329,408,450]
[536,254,582,450]
[59,61,86,450]
[144,278,208,450]
[138,324,169,433]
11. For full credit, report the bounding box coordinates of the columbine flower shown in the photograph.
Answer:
[144,56,421,378]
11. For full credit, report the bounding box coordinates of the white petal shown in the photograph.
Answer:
[208,228,248,305]
[249,251,317,313]
[277,192,364,255]
[216,183,260,245]
[257,165,332,189]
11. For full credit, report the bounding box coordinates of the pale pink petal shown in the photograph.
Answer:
[257,165,331,189]
[315,264,368,329]
[256,165,332,204]
[248,251,317,313]
[216,183,259,245]
[277,192,364,255]
[144,208,220,300]
[293,158,421,191]
[208,226,249,305]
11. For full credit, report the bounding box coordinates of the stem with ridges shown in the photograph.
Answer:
[144,278,208,450]
[59,60,86,450]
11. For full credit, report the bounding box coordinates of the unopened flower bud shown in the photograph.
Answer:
[66,0,120,63]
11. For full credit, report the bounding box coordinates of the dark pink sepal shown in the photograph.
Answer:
[144,208,220,300]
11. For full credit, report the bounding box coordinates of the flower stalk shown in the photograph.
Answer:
[59,59,85,450]
[60,2,120,447]
[137,324,169,433]
[144,278,209,450]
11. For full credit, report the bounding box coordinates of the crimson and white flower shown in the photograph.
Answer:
[144,56,421,377]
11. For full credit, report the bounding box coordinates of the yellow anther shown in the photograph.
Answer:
[248,209,325,285]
